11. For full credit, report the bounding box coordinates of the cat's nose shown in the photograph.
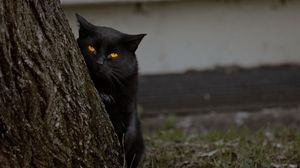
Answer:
[96,57,105,65]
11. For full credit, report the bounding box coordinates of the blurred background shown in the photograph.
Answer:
[61,0,300,133]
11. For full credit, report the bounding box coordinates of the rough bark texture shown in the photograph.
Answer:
[0,0,123,167]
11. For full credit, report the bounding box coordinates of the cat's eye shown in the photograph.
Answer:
[87,45,96,54]
[107,52,119,59]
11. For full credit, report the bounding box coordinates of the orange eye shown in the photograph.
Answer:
[108,52,119,59]
[87,45,96,54]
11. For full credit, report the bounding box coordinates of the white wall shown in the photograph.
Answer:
[63,0,300,74]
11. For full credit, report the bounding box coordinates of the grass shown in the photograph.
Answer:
[143,127,300,168]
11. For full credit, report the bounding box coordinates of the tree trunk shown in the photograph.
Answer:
[0,0,123,167]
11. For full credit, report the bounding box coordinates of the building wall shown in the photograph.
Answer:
[63,0,300,74]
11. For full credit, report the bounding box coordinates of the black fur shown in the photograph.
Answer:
[76,14,146,168]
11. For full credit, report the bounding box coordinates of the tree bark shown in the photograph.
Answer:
[0,0,123,167]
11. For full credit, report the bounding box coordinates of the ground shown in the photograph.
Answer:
[142,107,300,168]
[143,127,300,168]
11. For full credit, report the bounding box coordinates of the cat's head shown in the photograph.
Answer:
[76,14,146,93]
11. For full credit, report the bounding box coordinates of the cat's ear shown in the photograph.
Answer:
[76,14,95,33]
[123,34,146,52]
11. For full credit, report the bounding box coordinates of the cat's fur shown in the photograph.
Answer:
[76,14,146,168]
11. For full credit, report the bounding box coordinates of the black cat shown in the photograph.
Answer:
[76,14,146,168]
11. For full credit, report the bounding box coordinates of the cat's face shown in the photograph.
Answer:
[76,14,145,93]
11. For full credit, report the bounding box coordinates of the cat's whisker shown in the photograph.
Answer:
[111,70,125,81]
[102,72,115,93]
[108,76,116,93]
[111,75,125,90]
[111,71,126,89]
[105,72,120,92]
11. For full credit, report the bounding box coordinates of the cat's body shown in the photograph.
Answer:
[76,14,145,168]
